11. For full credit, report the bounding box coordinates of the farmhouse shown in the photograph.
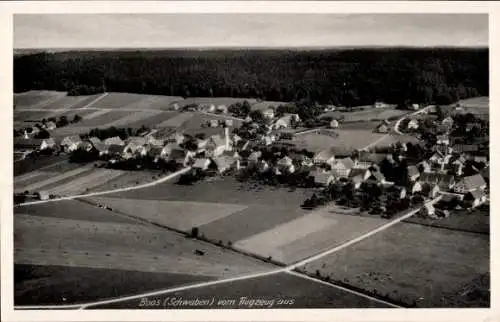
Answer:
[148,146,164,162]
[429,150,451,169]
[313,148,335,167]
[441,116,454,129]
[407,181,423,194]
[60,135,82,152]
[407,165,420,182]
[209,120,219,128]
[41,138,57,150]
[216,104,228,114]
[309,170,335,187]
[419,172,443,186]
[374,101,388,109]
[193,158,211,171]
[375,122,389,133]
[366,171,388,185]
[355,152,386,169]
[463,190,487,209]
[211,155,235,173]
[93,142,109,156]
[107,144,125,157]
[451,158,465,176]
[417,160,432,173]
[277,156,295,174]
[274,113,300,129]
[410,103,420,111]
[145,135,164,147]
[349,168,371,189]
[45,121,57,130]
[225,119,234,127]
[248,151,262,164]
[407,119,419,130]
[103,136,125,146]
[88,137,102,147]
[205,131,231,157]
[329,119,340,129]
[169,148,194,166]
[331,157,355,178]
[436,135,450,146]
[438,174,456,191]
[454,174,487,194]
[262,108,275,119]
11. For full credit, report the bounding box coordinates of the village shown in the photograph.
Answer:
[14,98,489,222]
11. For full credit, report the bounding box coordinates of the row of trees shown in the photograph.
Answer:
[82,125,150,140]
[14,48,488,107]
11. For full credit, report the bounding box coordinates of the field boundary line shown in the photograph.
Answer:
[287,197,441,270]
[14,198,438,310]
[14,167,191,207]
[81,93,109,109]
[285,270,402,308]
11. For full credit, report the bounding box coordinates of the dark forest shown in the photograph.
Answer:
[14,48,488,106]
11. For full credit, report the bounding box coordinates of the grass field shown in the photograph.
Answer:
[14,155,67,176]
[156,112,195,128]
[298,222,490,307]
[15,264,213,306]
[340,121,381,130]
[92,272,389,309]
[89,170,162,192]
[176,97,257,109]
[84,196,248,232]
[14,212,275,305]
[95,177,389,265]
[292,130,386,153]
[14,91,66,109]
[321,107,405,122]
[250,101,288,111]
[404,207,489,235]
[91,93,183,110]
[124,111,180,129]
[234,206,386,264]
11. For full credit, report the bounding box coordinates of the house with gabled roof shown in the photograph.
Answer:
[193,158,211,171]
[107,144,125,157]
[436,134,450,146]
[60,135,82,152]
[262,108,275,119]
[453,144,479,154]
[248,151,262,164]
[441,116,454,129]
[276,156,295,173]
[41,138,57,150]
[454,174,487,194]
[407,119,419,130]
[375,121,390,133]
[349,168,371,189]
[331,157,355,179]
[168,147,194,166]
[438,174,456,191]
[417,160,432,173]
[210,156,234,173]
[274,113,300,129]
[407,165,420,182]
[366,171,387,185]
[103,136,125,146]
[407,181,423,195]
[148,146,164,162]
[355,152,386,169]
[309,170,335,187]
[313,148,335,167]
[419,172,442,186]
[45,121,57,130]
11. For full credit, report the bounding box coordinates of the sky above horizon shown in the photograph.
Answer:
[14,14,488,49]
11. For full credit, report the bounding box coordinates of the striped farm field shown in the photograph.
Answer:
[14,110,54,122]
[104,110,163,127]
[157,111,195,128]
[233,207,386,264]
[293,129,387,153]
[124,111,181,129]
[90,93,183,109]
[298,222,490,307]
[46,168,125,196]
[77,110,132,127]
[14,91,66,109]
[84,196,248,232]
[14,166,93,193]
[176,97,257,108]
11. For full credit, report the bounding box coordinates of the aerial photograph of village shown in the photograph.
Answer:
[12,13,489,309]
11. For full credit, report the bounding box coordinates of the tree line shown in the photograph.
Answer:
[14,48,488,106]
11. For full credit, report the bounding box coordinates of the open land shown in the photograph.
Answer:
[90,272,390,309]
[297,222,489,307]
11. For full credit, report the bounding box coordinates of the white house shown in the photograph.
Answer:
[407,119,419,130]
[60,135,82,152]
[313,148,335,167]
[193,158,212,171]
[329,119,340,129]
[277,156,295,174]
[262,108,275,119]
